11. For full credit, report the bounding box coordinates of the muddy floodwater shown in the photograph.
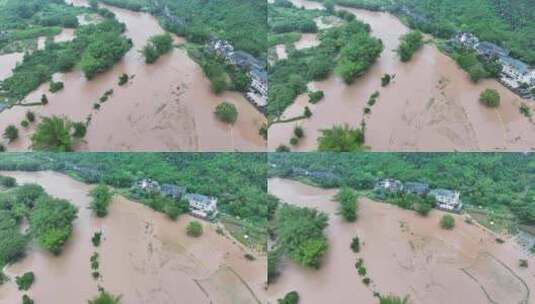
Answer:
[0,0,266,152]
[268,0,535,152]
[268,178,535,304]
[0,171,266,304]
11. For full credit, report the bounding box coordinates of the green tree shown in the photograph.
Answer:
[215,102,238,124]
[30,116,74,152]
[379,295,411,304]
[334,187,358,222]
[88,290,122,304]
[479,89,500,107]
[318,125,365,152]
[440,214,455,230]
[186,221,203,237]
[3,125,19,143]
[89,184,112,217]
[15,272,34,291]
[278,291,299,304]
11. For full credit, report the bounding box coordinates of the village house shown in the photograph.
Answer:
[452,32,535,99]
[132,178,161,195]
[403,182,429,196]
[184,193,218,219]
[375,178,404,193]
[160,184,187,200]
[207,37,267,110]
[428,189,462,212]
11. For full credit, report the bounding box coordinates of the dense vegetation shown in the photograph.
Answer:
[30,116,85,151]
[89,184,113,217]
[269,153,535,227]
[0,0,85,54]
[272,204,329,270]
[397,30,423,62]
[317,124,366,152]
[0,2,131,104]
[214,102,238,125]
[268,1,382,118]
[0,153,269,229]
[394,0,535,65]
[141,33,173,64]
[153,0,267,58]
[0,178,77,277]
[334,187,358,221]
[479,88,500,108]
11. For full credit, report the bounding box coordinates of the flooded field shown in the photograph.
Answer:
[268,0,535,151]
[268,178,535,304]
[0,0,266,152]
[0,171,266,304]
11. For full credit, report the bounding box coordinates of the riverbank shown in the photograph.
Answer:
[268,0,535,152]
[0,171,266,304]
[0,0,266,152]
[268,178,535,303]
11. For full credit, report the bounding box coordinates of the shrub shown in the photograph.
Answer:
[88,290,122,304]
[244,253,256,261]
[0,176,16,187]
[30,116,74,152]
[3,125,19,143]
[276,145,290,152]
[15,272,34,291]
[364,107,371,114]
[335,187,358,222]
[26,111,36,123]
[414,201,433,216]
[289,137,299,146]
[92,232,102,247]
[479,89,500,108]
[72,122,87,138]
[0,144,5,152]
[350,236,360,253]
[398,31,423,62]
[49,81,64,93]
[357,266,367,276]
[214,102,238,124]
[294,126,304,138]
[118,73,129,86]
[278,291,299,304]
[41,94,48,105]
[381,74,391,87]
[519,259,528,268]
[379,295,410,304]
[362,277,371,285]
[22,295,34,304]
[308,91,324,104]
[318,125,365,152]
[440,214,455,230]
[21,120,29,128]
[355,258,364,269]
[89,184,112,217]
[304,106,312,118]
[186,221,203,237]
[520,104,532,118]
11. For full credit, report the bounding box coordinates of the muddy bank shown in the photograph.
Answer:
[0,171,266,304]
[268,178,535,304]
[0,0,266,152]
[268,0,535,151]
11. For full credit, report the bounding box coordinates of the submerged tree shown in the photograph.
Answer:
[318,125,365,152]
[214,102,238,124]
[30,116,75,152]
[88,289,122,304]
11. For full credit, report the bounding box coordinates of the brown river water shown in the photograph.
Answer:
[0,0,266,152]
[0,171,266,304]
[268,0,535,152]
[268,178,535,304]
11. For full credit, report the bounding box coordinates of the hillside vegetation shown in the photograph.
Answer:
[269,153,535,227]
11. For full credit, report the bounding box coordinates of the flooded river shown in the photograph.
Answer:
[0,171,266,304]
[268,178,535,304]
[268,0,535,151]
[0,0,266,152]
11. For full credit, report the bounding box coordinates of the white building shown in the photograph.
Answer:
[375,178,404,193]
[134,178,161,194]
[185,193,218,219]
[429,189,462,211]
